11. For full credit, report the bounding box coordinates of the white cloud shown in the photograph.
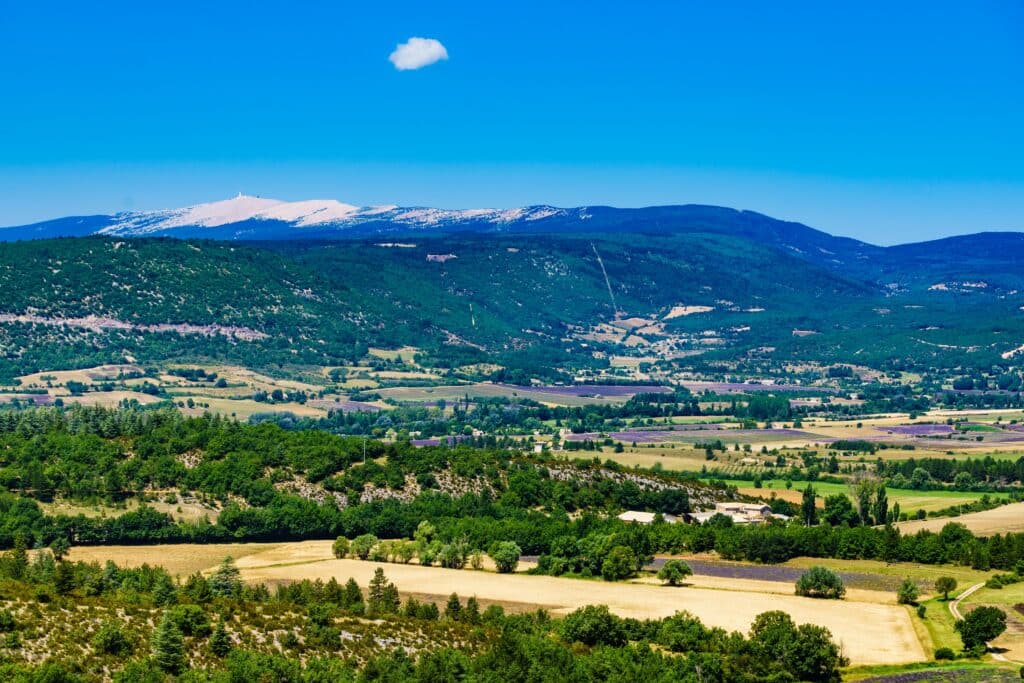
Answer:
[389,37,448,71]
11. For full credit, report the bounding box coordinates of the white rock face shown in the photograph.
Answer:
[95,195,570,236]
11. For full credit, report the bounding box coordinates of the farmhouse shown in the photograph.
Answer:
[617,510,680,524]
[687,502,776,525]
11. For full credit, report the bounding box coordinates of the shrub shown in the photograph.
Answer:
[439,541,469,570]
[794,566,846,599]
[488,541,521,574]
[560,605,626,647]
[93,621,132,656]
[0,610,15,632]
[168,604,212,638]
[332,536,350,559]
[934,647,955,660]
[601,546,637,582]
[351,533,378,560]
[897,578,919,605]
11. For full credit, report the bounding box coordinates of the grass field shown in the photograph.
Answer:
[39,496,218,523]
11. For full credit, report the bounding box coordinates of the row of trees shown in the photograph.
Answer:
[332,522,524,574]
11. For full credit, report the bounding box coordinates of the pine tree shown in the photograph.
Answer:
[53,561,75,595]
[368,568,399,615]
[464,596,481,625]
[210,618,231,657]
[153,574,177,607]
[382,583,400,614]
[445,593,462,621]
[341,578,363,609]
[209,557,240,597]
[324,577,344,605]
[49,537,70,562]
[874,486,889,526]
[801,484,818,526]
[7,535,29,581]
[368,568,388,609]
[151,611,185,673]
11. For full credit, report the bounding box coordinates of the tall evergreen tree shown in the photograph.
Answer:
[801,484,818,526]
[151,611,185,674]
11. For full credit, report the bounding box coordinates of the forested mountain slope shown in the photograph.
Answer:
[0,230,1019,380]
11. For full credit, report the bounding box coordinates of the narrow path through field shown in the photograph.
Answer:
[951,582,1015,663]
[949,582,984,621]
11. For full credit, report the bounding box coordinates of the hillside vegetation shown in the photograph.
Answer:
[0,234,1021,382]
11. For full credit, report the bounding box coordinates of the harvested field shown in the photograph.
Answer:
[895,501,1024,536]
[62,390,164,407]
[226,540,922,666]
[13,364,142,388]
[66,543,281,577]
[175,396,327,419]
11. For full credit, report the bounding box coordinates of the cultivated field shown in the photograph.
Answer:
[75,540,926,666]
[895,501,1024,536]
[66,543,283,577]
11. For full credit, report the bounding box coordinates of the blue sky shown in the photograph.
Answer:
[1,1,1021,244]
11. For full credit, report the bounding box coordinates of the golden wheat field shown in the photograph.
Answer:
[70,540,926,666]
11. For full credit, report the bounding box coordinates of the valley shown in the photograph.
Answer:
[0,209,1021,681]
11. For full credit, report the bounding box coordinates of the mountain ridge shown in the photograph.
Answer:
[5,193,1014,251]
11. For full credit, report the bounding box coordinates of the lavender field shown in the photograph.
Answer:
[883,424,954,436]
[564,427,828,445]
[497,383,671,397]
[648,557,905,591]
[679,381,835,394]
